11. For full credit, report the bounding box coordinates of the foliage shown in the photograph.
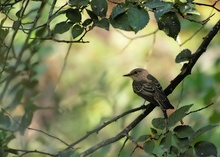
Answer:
[0,0,220,156]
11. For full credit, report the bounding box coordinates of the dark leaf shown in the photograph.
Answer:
[143,0,166,9]
[0,28,9,40]
[91,0,108,17]
[127,5,149,33]
[82,19,93,26]
[168,104,193,127]
[0,112,11,130]
[110,13,133,31]
[160,131,172,150]
[94,18,109,30]
[110,5,126,19]
[174,125,194,138]
[53,22,72,34]
[143,140,155,154]
[157,12,180,40]
[12,21,20,30]
[175,49,192,63]
[180,146,195,157]
[68,0,89,8]
[71,25,84,39]
[154,2,173,20]
[194,141,217,157]
[137,135,151,142]
[190,125,218,142]
[152,117,166,130]
[151,127,158,135]
[66,9,81,23]
[86,9,98,20]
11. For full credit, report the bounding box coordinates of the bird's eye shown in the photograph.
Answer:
[133,71,138,74]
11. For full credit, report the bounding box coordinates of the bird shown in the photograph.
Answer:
[123,68,174,110]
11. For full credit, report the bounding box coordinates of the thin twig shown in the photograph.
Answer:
[186,103,214,115]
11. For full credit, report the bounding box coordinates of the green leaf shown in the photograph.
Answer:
[143,140,155,154]
[53,22,72,34]
[154,2,173,20]
[151,127,158,135]
[174,125,194,138]
[66,9,81,23]
[168,104,193,127]
[190,125,218,142]
[86,9,98,20]
[71,25,84,38]
[94,18,109,30]
[137,135,151,142]
[176,137,190,151]
[180,146,195,157]
[194,141,217,157]
[179,3,200,16]
[0,28,9,40]
[110,12,133,31]
[68,0,89,8]
[12,20,20,30]
[35,27,48,37]
[91,0,108,17]
[160,131,172,150]
[152,117,166,130]
[110,5,126,19]
[0,112,11,130]
[127,5,149,33]
[82,19,93,26]
[175,49,192,63]
[143,0,166,9]
[157,12,180,40]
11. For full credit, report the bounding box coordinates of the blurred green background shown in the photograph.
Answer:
[1,0,220,156]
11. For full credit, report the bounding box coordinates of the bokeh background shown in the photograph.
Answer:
[1,0,220,156]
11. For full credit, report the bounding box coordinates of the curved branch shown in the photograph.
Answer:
[80,19,220,156]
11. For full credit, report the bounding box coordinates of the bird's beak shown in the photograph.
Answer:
[123,73,131,77]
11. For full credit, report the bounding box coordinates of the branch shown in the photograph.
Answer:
[186,103,214,115]
[66,105,148,149]
[80,105,155,156]
[80,19,220,156]
[164,19,220,95]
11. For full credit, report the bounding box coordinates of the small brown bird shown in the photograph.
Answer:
[123,68,174,110]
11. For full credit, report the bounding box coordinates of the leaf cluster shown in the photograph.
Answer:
[137,105,218,156]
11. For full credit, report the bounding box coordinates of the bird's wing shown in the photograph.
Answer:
[147,74,174,109]
[132,81,155,95]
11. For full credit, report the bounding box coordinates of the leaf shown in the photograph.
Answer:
[143,140,155,154]
[86,9,98,20]
[151,127,158,135]
[110,5,126,19]
[160,131,172,150]
[66,9,81,23]
[94,18,109,30]
[179,3,200,16]
[53,22,72,34]
[143,0,166,9]
[0,28,9,40]
[71,25,84,39]
[0,112,11,130]
[152,117,166,130]
[91,0,108,17]
[168,104,193,127]
[174,125,194,138]
[68,0,89,8]
[180,146,195,157]
[157,12,180,40]
[110,12,133,31]
[12,20,20,30]
[194,141,217,157]
[127,5,149,33]
[137,135,151,142]
[175,49,192,63]
[154,2,173,20]
[82,19,93,26]
[190,125,218,142]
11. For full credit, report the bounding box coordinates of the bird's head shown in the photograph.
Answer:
[123,68,149,81]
